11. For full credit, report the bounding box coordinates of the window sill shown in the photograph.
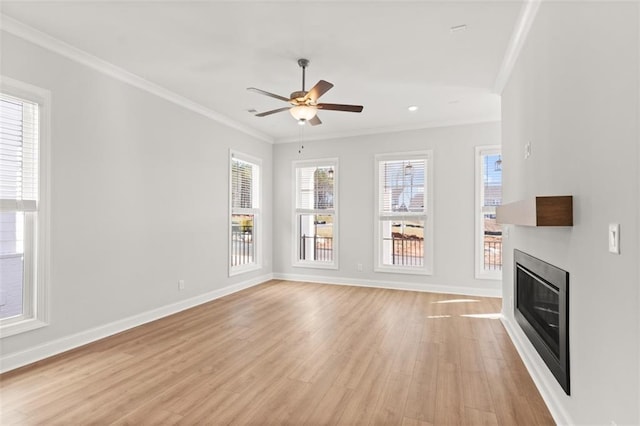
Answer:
[374,266,432,276]
[1,317,48,339]
[293,262,338,270]
[476,272,502,281]
[229,263,261,277]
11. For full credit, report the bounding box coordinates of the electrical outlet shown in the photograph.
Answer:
[178,280,185,290]
[357,263,363,272]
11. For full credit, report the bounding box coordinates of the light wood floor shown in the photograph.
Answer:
[0,280,555,425]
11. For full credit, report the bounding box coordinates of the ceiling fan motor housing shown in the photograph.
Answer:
[290,90,311,105]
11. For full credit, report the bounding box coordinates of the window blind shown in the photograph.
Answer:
[231,157,257,210]
[0,94,39,212]
[296,166,334,210]
[379,159,425,214]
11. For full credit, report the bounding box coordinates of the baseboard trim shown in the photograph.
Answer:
[272,273,501,298]
[0,273,498,373]
[501,315,573,426]
[0,274,272,374]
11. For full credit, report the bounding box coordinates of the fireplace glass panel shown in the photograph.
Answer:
[516,266,560,358]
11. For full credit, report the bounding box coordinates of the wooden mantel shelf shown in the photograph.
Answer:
[496,196,573,226]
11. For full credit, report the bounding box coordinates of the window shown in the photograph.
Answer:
[0,77,50,337]
[294,159,337,269]
[375,152,432,274]
[475,146,502,279]
[229,151,261,276]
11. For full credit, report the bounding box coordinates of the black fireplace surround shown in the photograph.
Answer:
[514,249,570,395]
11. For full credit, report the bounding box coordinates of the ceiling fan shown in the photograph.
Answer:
[247,58,364,126]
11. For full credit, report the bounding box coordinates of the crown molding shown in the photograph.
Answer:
[493,0,541,94]
[1,11,511,146]
[274,116,501,144]
[0,14,274,144]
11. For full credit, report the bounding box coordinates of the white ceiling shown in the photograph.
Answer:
[0,1,524,143]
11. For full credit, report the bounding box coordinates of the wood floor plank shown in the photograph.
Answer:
[434,359,465,425]
[0,280,555,425]
[240,378,310,425]
[304,385,353,425]
[461,369,494,413]
[111,408,184,426]
[403,342,439,423]
[463,407,500,426]
[336,353,393,425]
[369,372,413,425]
[402,417,434,426]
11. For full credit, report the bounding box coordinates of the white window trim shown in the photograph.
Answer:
[228,150,262,277]
[0,76,51,338]
[292,158,339,270]
[374,151,433,275]
[475,145,501,280]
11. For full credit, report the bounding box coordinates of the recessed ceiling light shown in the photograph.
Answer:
[450,24,467,33]
[408,105,419,112]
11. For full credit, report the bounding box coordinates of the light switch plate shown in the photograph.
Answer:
[608,224,620,254]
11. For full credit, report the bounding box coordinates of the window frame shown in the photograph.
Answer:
[475,145,502,280]
[0,76,51,338]
[228,150,262,277]
[292,158,339,270]
[374,151,433,275]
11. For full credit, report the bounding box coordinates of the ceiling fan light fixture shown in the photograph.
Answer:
[248,58,363,126]
[290,105,318,121]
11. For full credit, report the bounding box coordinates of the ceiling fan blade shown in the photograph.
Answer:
[247,87,290,102]
[255,107,291,117]
[305,80,334,102]
[317,103,364,113]
[308,115,322,126]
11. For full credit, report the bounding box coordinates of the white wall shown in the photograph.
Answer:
[0,32,273,362]
[501,2,639,425]
[273,122,501,297]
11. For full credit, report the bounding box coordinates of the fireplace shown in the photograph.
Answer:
[514,249,570,395]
